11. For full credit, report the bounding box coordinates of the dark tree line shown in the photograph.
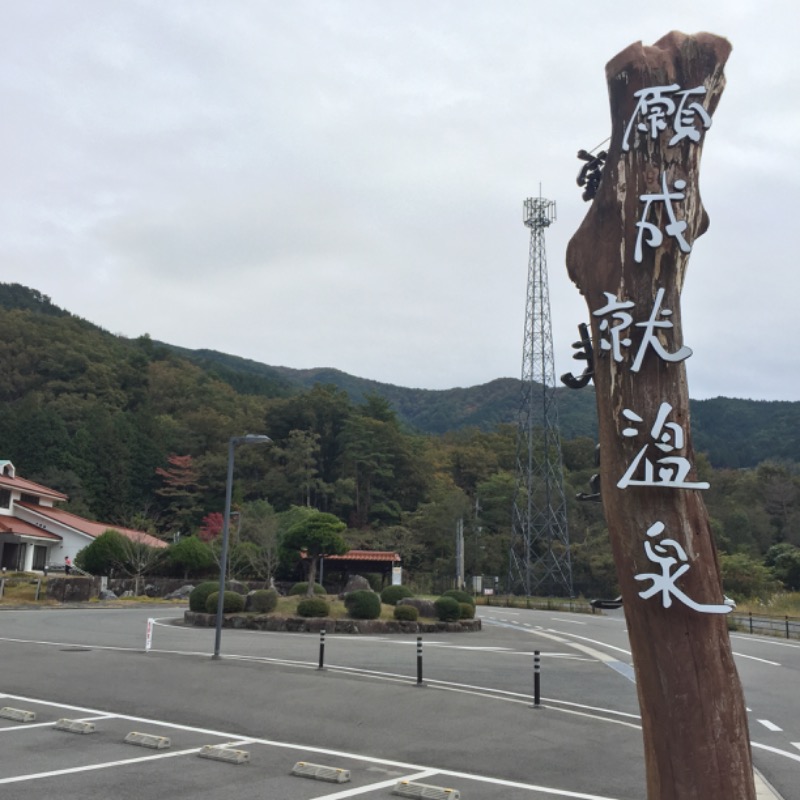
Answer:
[1,286,799,596]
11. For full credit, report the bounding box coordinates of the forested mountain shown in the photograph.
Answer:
[166,342,800,469]
[1,283,798,597]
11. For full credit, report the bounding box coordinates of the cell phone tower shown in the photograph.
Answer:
[508,194,573,597]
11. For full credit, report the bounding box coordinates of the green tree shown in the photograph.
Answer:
[75,529,128,575]
[237,500,281,582]
[406,487,471,582]
[282,510,348,594]
[764,543,800,591]
[272,429,323,507]
[167,535,216,579]
[719,553,780,601]
[114,535,166,594]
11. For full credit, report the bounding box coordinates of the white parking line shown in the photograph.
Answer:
[733,652,780,666]
[752,741,800,764]
[757,719,782,732]
[0,748,204,785]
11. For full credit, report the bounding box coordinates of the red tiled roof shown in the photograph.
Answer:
[17,504,168,549]
[324,550,400,562]
[0,516,62,541]
[0,474,67,502]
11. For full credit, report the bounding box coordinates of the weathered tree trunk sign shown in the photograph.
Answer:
[566,33,756,800]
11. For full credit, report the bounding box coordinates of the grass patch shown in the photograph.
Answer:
[0,576,45,604]
[88,595,188,606]
[735,592,800,617]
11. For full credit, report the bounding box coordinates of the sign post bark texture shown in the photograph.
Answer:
[566,32,755,800]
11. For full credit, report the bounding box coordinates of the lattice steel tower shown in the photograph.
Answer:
[508,195,573,596]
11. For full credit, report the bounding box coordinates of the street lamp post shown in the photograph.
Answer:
[212,433,272,659]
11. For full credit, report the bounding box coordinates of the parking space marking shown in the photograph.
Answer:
[307,769,439,800]
[0,693,631,799]
[0,747,207,785]
[0,721,62,732]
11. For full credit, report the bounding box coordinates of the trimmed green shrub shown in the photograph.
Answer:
[189,581,222,612]
[442,589,475,606]
[434,595,461,622]
[249,589,278,613]
[297,597,330,617]
[458,602,475,620]
[206,590,245,614]
[380,585,414,605]
[289,582,326,596]
[345,590,382,620]
[393,604,419,622]
[363,573,382,592]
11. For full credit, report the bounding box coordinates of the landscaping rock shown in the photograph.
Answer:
[398,597,436,618]
[98,589,118,600]
[164,585,194,601]
[341,575,372,595]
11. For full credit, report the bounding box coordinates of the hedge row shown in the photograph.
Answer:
[190,583,476,623]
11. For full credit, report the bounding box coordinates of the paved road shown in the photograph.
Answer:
[0,604,796,799]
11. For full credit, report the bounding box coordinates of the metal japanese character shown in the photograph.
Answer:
[635,521,732,614]
[560,322,594,389]
[618,402,709,490]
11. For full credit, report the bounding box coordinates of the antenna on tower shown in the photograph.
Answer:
[508,192,573,597]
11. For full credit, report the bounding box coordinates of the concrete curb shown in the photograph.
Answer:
[755,768,784,799]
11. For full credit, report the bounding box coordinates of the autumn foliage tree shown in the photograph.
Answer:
[155,454,201,533]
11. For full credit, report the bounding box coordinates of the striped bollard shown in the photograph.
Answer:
[531,650,541,708]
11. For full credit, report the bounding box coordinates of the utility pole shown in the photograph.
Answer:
[509,194,573,597]
[455,518,465,589]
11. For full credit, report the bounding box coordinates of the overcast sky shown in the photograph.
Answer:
[2,1,797,401]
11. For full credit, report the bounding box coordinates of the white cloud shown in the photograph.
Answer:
[1,0,798,399]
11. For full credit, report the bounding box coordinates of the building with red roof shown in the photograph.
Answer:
[0,460,166,572]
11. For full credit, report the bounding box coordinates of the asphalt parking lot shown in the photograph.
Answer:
[1,605,796,799]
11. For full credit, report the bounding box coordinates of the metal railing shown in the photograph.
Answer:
[476,595,595,614]
[728,611,800,640]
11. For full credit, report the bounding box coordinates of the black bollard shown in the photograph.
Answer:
[416,636,423,685]
[318,628,326,670]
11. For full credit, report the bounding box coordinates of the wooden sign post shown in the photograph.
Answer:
[566,32,755,800]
